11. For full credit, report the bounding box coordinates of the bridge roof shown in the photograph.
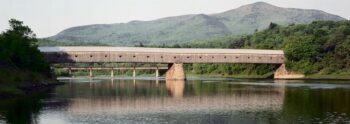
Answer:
[39,46,284,55]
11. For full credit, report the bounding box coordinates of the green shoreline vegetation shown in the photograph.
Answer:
[43,21,350,80]
[0,19,58,99]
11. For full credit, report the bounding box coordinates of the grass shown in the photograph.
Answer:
[305,74,350,80]
[186,71,275,79]
[303,70,350,80]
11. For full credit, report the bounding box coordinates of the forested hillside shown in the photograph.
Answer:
[47,2,345,46]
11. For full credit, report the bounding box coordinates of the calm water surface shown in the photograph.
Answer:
[1,78,350,124]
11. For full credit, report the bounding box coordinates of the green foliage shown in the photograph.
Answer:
[268,22,278,29]
[38,38,109,46]
[0,19,50,76]
[283,35,320,62]
[222,20,350,75]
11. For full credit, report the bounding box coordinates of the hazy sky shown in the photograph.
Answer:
[0,0,349,37]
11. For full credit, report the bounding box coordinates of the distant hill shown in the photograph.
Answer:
[47,2,345,46]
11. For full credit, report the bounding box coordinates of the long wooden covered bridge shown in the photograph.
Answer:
[39,46,301,80]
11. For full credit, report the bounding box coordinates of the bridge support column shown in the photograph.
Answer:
[68,68,72,77]
[156,68,159,78]
[89,67,93,77]
[274,64,304,79]
[133,69,136,78]
[111,69,114,78]
[165,63,186,80]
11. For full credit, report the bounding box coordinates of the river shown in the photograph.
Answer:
[0,78,350,124]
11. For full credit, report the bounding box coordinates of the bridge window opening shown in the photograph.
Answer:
[259,57,262,59]
[281,57,284,60]
[133,55,136,58]
[236,57,239,59]
[105,55,108,58]
[90,55,93,58]
[147,56,150,58]
[224,56,227,59]
[119,55,122,58]
[187,56,190,59]
[270,57,273,60]
[212,56,214,58]
[75,55,78,58]
[161,56,163,58]
[174,56,177,59]
[248,57,250,59]
[199,56,202,59]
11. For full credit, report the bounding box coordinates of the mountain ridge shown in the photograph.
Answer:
[48,2,346,46]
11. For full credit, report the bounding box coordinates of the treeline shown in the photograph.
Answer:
[38,38,109,46]
[229,21,350,75]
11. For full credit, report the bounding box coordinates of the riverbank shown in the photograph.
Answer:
[187,72,350,80]
[304,74,350,80]
[186,72,275,79]
[190,74,350,80]
[0,69,62,99]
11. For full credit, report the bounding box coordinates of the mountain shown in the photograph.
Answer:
[47,2,345,46]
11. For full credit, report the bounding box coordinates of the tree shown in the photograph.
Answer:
[268,22,278,29]
[139,42,144,47]
[0,19,50,75]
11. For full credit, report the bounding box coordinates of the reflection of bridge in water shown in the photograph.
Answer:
[61,80,286,114]
[39,47,302,79]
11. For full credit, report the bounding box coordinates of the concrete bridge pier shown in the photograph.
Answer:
[165,63,186,80]
[274,64,304,79]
